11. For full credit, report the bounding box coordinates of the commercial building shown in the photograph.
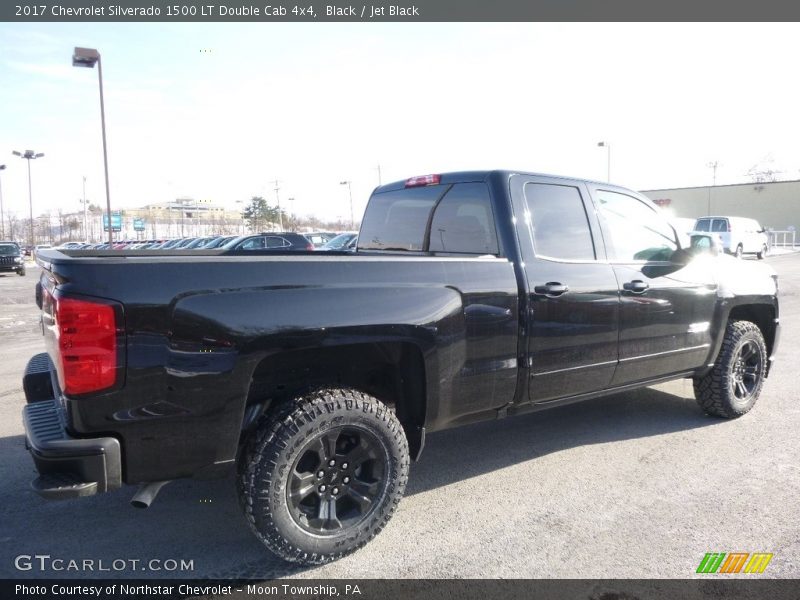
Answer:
[641,179,800,232]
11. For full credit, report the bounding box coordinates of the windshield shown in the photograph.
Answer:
[0,244,20,256]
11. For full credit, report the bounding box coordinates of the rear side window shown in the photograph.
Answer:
[694,219,711,232]
[523,183,595,261]
[429,183,498,255]
[265,236,289,248]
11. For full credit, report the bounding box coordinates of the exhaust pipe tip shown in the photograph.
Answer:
[131,480,170,509]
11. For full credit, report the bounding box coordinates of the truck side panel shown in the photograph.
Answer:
[47,256,519,483]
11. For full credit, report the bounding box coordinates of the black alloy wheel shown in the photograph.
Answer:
[729,339,763,405]
[238,388,409,564]
[694,320,767,418]
[287,426,386,534]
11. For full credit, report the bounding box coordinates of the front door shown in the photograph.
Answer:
[587,186,717,385]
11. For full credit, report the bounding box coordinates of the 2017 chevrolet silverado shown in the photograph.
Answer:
[22,170,779,564]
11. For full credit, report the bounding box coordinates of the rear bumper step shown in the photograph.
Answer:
[23,399,122,500]
[23,352,54,404]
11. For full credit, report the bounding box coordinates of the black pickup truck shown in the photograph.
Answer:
[23,170,779,564]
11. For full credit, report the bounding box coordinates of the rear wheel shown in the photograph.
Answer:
[238,388,409,564]
[693,320,767,418]
[734,244,744,259]
[757,244,767,259]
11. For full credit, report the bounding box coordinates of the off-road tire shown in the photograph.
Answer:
[693,320,767,418]
[238,388,409,564]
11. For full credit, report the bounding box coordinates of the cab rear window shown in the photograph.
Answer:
[358,183,499,255]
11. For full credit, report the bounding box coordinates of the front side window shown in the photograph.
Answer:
[524,183,595,261]
[596,190,677,262]
[238,236,266,250]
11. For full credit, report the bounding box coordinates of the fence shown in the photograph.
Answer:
[767,230,796,250]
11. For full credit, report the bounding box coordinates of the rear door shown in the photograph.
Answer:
[509,175,620,403]
[587,186,717,385]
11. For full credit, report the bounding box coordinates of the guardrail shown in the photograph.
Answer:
[767,230,796,250]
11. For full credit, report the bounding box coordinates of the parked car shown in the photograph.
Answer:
[693,216,769,259]
[0,241,25,276]
[23,170,779,566]
[304,231,338,247]
[319,232,358,251]
[202,235,237,249]
[33,244,52,259]
[222,232,314,252]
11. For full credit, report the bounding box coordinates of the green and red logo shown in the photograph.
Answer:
[696,552,773,574]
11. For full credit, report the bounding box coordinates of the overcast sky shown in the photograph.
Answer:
[1,22,798,222]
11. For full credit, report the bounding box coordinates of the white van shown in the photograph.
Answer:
[693,216,768,259]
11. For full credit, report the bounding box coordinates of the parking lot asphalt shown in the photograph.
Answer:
[0,255,798,580]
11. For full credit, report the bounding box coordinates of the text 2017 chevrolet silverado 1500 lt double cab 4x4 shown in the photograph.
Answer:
[23,170,779,564]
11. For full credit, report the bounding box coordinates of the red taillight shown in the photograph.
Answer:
[727,222,732,232]
[55,296,118,395]
[306,243,315,251]
[405,174,441,188]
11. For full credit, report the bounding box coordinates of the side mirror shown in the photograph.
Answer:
[689,233,720,257]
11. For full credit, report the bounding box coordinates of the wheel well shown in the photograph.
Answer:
[729,304,776,356]
[243,342,426,451]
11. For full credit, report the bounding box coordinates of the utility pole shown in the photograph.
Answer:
[376,164,382,186]
[271,180,283,230]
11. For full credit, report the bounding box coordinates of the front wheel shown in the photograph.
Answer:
[757,244,767,260]
[734,244,744,259]
[693,320,767,418]
[238,388,409,564]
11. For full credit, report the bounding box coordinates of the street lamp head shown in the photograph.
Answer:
[339,181,349,185]
[13,150,43,160]
[597,141,607,147]
[0,164,6,171]
[72,46,100,68]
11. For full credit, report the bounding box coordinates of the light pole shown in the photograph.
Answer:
[73,46,113,244]
[287,197,295,231]
[12,150,45,248]
[80,176,89,242]
[340,180,354,228]
[0,164,6,239]
[597,141,611,182]
[706,161,719,215]
[271,180,283,230]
